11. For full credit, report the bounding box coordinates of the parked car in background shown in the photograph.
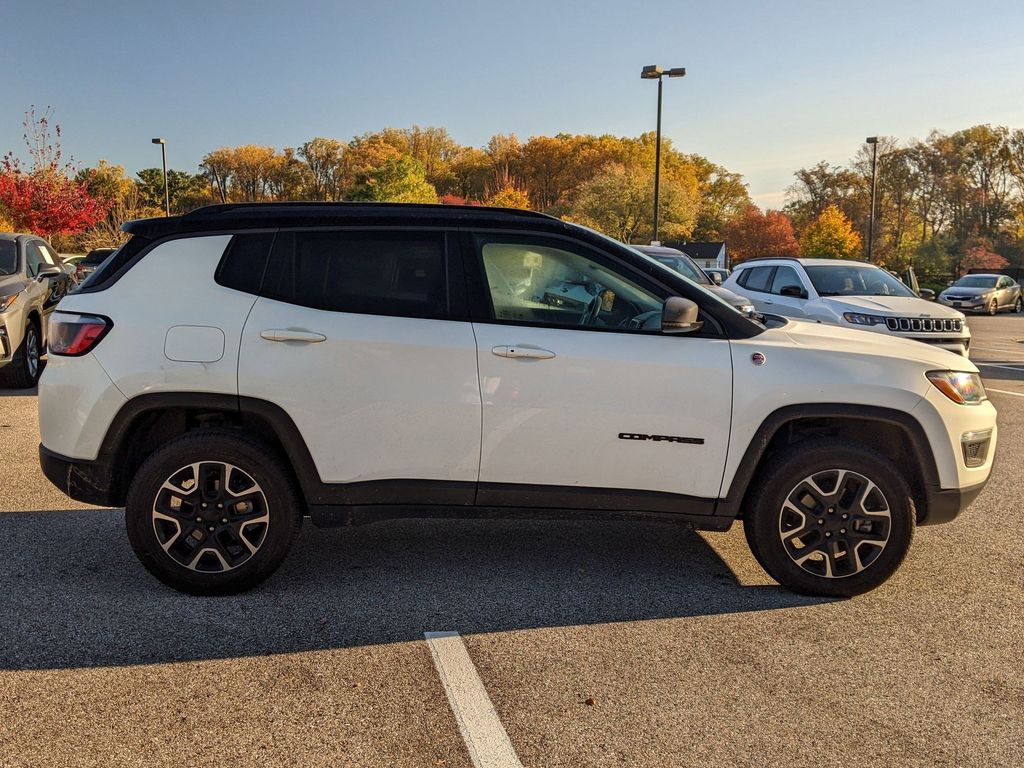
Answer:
[723,257,971,356]
[938,274,1022,315]
[633,245,755,316]
[0,234,73,387]
[704,267,730,285]
[73,247,118,284]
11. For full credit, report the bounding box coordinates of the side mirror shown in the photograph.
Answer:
[662,296,703,334]
[709,272,723,285]
[779,284,808,299]
[37,266,62,280]
[918,288,936,301]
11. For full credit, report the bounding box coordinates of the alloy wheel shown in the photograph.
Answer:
[778,468,891,579]
[25,327,38,379]
[151,461,270,572]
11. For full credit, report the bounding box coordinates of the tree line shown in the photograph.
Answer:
[1,107,1022,281]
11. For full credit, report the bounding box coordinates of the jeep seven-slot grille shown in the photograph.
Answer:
[885,317,963,333]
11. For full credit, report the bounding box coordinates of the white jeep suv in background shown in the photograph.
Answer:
[723,257,972,356]
[38,204,997,597]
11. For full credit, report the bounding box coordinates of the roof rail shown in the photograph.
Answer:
[181,201,556,221]
[734,255,803,263]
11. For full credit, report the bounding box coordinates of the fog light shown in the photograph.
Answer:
[961,430,992,468]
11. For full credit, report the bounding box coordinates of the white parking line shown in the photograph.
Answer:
[976,362,1024,372]
[988,387,1024,398]
[424,631,524,768]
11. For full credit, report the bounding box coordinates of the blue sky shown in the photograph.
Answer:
[3,0,1023,207]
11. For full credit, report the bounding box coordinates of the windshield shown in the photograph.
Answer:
[804,264,916,298]
[653,255,712,285]
[953,275,998,289]
[0,241,17,276]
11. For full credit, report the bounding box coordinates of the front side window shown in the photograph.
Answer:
[36,242,59,266]
[770,265,804,295]
[24,242,46,277]
[479,239,662,330]
[262,230,448,318]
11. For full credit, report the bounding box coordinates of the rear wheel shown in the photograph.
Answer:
[744,440,914,597]
[0,320,42,389]
[126,430,303,595]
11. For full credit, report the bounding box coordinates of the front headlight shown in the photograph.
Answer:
[0,293,19,313]
[927,371,987,405]
[842,312,886,326]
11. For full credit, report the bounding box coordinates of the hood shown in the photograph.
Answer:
[821,295,964,319]
[0,274,28,296]
[708,285,752,308]
[778,317,978,371]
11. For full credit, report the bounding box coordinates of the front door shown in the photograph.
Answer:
[466,234,733,511]
[238,229,481,501]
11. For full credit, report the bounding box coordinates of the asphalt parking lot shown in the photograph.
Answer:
[1,316,1022,767]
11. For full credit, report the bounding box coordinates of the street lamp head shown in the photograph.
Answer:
[866,136,878,144]
[151,137,166,145]
[666,67,687,78]
[641,65,664,79]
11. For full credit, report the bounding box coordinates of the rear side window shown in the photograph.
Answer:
[262,230,448,318]
[77,236,153,292]
[215,233,275,295]
[739,266,775,293]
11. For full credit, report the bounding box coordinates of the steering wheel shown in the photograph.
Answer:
[579,294,602,326]
[628,309,661,331]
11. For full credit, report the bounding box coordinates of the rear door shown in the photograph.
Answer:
[237,229,481,501]
[465,232,733,510]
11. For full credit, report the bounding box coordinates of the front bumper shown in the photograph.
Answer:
[938,297,988,313]
[919,480,987,525]
[39,444,122,507]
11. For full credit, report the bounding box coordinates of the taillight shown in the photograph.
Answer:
[48,312,113,356]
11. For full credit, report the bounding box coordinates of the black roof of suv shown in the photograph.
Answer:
[124,202,564,238]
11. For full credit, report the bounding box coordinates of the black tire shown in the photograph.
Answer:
[1014,296,1022,314]
[0,319,42,389]
[988,298,998,315]
[125,429,303,595]
[743,439,914,597]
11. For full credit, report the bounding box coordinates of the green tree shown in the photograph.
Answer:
[137,168,209,212]
[799,204,862,259]
[347,155,437,203]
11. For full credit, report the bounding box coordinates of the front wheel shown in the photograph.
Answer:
[988,298,998,315]
[1014,296,1022,314]
[0,321,42,389]
[744,440,915,597]
[126,430,303,595]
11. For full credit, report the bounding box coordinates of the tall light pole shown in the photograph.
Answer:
[866,136,879,263]
[641,65,686,244]
[151,138,170,216]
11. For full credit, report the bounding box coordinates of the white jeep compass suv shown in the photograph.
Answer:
[38,204,997,597]
[723,257,972,356]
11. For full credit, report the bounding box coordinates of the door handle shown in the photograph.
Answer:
[261,329,326,343]
[763,299,774,304]
[491,345,556,360]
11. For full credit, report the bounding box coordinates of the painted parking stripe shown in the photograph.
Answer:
[987,387,1024,398]
[976,362,1024,371]
[424,632,524,768]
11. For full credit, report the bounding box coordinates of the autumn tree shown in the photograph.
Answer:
[299,138,346,201]
[959,245,1008,275]
[0,107,108,239]
[486,185,530,209]
[799,204,862,259]
[724,205,799,262]
[347,155,437,203]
